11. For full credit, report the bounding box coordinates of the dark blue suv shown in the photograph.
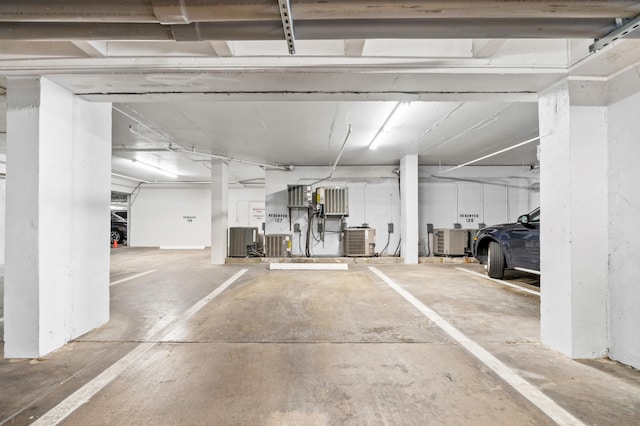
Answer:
[473,208,540,279]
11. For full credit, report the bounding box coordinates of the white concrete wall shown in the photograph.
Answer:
[265,165,539,257]
[130,184,212,248]
[607,84,640,369]
[228,187,266,229]
[418,165,540,256]
[128,184,264,248]
[266,166,401,257]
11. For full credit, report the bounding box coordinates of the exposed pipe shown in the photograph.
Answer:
[170,147,292,171]
[426,175,538,191]
[115,106,291,172]
[0,20,622,41]
[311,124,352,186]
[113,145,170,153]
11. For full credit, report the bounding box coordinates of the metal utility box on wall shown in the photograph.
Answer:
[229,227,258,257]
[315,187,349,216]
[344,227,376,257]
[287,185,312,208]
[265,234,291,257]
[434,229,469,256]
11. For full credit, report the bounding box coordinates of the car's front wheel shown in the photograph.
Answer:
[487,241,505,279]
[111,230,123,245]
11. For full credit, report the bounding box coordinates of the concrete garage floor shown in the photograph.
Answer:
[0,249,639,425]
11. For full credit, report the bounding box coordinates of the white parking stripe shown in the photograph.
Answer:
[369,267,584,426]
[455,267,540,296]
[109,270,157,287]
[32,269,248,426]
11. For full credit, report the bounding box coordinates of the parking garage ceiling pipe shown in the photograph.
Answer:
[170,147,293,171]
[311,124,352,186]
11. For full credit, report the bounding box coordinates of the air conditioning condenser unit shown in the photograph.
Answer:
[344,227,376,257]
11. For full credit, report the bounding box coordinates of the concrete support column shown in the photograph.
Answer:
[210,161,229,264]
[607,67,640,369]
[5,77,111,358]
[400,155,419,264]
[538,80,609,359]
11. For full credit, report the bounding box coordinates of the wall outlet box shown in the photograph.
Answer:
[387,223,394,233]
[293,223,301,233]
[426,223,434,233]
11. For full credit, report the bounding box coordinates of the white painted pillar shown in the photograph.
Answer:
[400,155,419,264]
[5,77,111,358]
[211,161,229,264]
[538,80,609,359]
[606,67,640,369]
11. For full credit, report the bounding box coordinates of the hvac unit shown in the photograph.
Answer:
[344,227,376,257]
[287,185,312,208]
[265,234,291,257]
[434,229,469,256]
[228,227,258,257]
[315,187,349,216]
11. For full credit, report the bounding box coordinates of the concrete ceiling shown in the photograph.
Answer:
[1,1,640,186]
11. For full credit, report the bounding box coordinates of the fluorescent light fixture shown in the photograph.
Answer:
[131,159,178,178]
[438,135,542,174]
[369,102,411,150]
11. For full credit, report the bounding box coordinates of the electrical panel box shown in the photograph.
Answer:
[229,227,258,257]
[434,229,469,256]
[315,187,349,216]
[265,234,291,257]
[344,227,376,257]
[287,185,312,208]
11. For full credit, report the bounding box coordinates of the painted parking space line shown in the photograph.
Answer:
[369,267,584,426]
[455,267,540,296]
[109,269,157,287]
[30,269,248,426]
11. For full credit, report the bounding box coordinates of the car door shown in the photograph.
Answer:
[508,211,540,272]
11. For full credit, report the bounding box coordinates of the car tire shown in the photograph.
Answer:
[487,241,505,279]
[111,230,123,245]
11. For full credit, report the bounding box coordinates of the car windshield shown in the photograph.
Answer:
[529,208,540,222]
[111,213,127,223]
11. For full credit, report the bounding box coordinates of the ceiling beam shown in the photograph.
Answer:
[2,19,618,41]
[210,41,232,57]
[1,1,638,22]
[473,40,506,58]
[345,39,366,57]
[72,41,108,57]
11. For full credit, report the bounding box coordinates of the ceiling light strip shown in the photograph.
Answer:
[590,14,640,52]
[438,135,542,174]
[131,159,178,178]
[278,0,296,55]
[369,102,408,151]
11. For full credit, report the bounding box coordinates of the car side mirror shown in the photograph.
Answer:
[518,214,529,225]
